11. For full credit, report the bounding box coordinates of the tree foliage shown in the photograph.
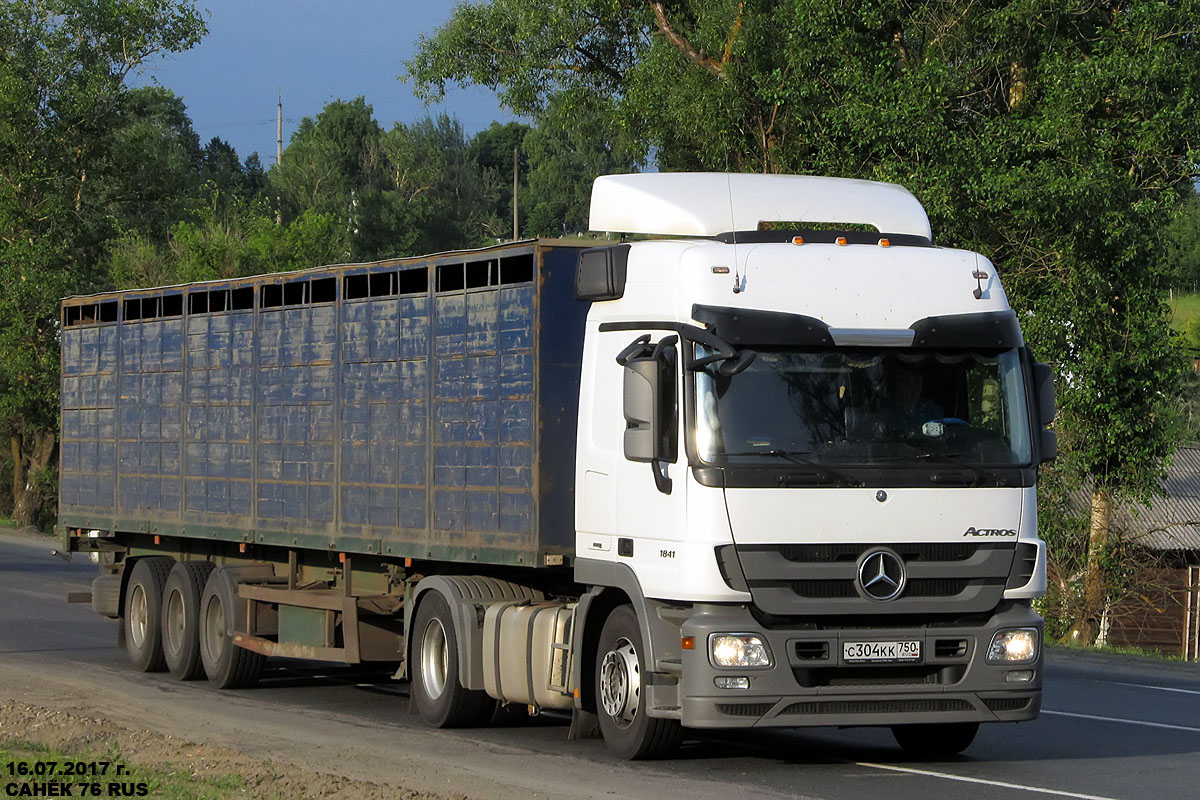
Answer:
[0,0,206,525]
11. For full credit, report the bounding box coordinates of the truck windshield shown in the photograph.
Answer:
[694,347,1032,466]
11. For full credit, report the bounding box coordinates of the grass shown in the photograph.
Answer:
[0,739,248,800]
[1167,291,1200,349]
[1048,639,1184,661]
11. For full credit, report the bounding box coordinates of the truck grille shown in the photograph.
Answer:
[780,698,974,715]
[737,542,1015,616]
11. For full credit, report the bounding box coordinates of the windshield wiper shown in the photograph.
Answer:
[720,449,863,487]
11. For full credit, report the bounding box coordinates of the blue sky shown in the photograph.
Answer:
[130,1,516,163]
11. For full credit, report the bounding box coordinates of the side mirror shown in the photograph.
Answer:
[623,358,661,463]
[620,335,677,493]
[1033,362,1056,426]
[1032,362,1057,464]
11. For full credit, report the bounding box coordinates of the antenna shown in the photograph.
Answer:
[727,175,742,294]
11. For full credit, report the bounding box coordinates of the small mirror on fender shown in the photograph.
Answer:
[1040,429,1058,463]
[1033,362,1056,426]
[623,359,660,462]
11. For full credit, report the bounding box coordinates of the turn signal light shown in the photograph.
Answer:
[681,636,695,650]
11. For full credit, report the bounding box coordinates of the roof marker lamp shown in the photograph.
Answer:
[711,634,773,668]
[987,628,1039,664]
[791,236,805,245]
[835,236,848,246]
[878,238,891,247]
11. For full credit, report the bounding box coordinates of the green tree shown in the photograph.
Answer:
[412,1,1200,644]
[1163,192,1200,293]
[522,92,639,236]
[0,0,205,526]
[469,121,530,237]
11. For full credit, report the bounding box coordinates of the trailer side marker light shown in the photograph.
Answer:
[791,236,805,245]
[153,535,160,545]
[339,552,346,563]
[836,236,848,246]
[404,557,413,567]
[878,238,891,247]
[681,636,695,650]
[239,542,247,553]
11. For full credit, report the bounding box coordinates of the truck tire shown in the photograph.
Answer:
[891,721,979,758]
[161,561,215,680]
[123,557,174,672]
[595,605,681,760]
[199,566,265,689]
[411,591,494,727]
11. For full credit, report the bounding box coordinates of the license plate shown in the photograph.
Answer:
[842,640,921,663]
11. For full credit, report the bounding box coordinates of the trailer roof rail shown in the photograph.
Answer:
[588,173,933,241]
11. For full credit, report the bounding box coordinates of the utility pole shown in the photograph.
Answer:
[512,147,519,241]
[276,91,283,167]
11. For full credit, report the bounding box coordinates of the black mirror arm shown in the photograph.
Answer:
[652,460,672,494]
[616,334,652,366]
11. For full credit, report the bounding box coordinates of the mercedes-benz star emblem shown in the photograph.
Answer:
[857,549,906,601]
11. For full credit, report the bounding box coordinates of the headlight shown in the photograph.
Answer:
[987,628,1039,664]
[710,634,773,668]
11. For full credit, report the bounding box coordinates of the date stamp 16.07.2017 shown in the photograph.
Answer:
[4,760,148,797]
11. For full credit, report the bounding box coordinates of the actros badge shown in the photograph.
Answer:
[963,526,1017,537]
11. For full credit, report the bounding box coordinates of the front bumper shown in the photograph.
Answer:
[677,601,1042,728]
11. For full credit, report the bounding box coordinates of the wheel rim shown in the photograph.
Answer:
[204,594,225,663]
[599,636,641,728]
[128,584,148,649]
[164,587,185,657]
[420,617,449,700]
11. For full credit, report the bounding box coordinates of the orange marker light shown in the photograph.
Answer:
[339,552,346,564]
[681,636,696,650]
[791,236,805,245]
[878,238,891,247]
[153,535,160,545]
[239,542,247,553]
[836,236,848,246]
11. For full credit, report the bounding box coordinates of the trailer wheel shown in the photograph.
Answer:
[161,561,215,680]
[595,605,681,760]
[123,557,174,672]
[199,567,264,689]
[411,592,494,727]
[891,722,979,758]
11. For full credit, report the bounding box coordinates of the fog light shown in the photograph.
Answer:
[1006,670,1035,683]
[987,628,1039,664]
[711,634,773,668]
[714,676,750,689]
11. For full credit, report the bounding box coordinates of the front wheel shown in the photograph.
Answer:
[594,605,681,760]
[410,592,494,727]
[891,721,979,758]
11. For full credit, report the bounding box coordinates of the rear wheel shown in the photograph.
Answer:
[161,561,215,680]
[123,557,174,672]
[594,605,681,760]
[411,592,494,727]
[199,567,264,689]
[891,722,979,758]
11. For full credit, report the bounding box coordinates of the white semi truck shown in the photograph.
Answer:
[62,173,1054,760]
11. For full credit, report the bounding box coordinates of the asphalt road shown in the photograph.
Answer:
[2,529,1198,800]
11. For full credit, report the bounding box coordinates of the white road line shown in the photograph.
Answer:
[1076,678,1200,696]
[1042,709,1200,733]
[856,762,1118,800]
